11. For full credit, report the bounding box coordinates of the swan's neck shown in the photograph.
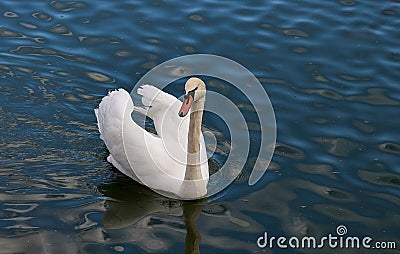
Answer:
[184,99,204,181]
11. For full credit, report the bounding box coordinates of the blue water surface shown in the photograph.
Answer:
[0,0,399,253]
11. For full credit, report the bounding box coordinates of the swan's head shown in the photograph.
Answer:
[178,77,206,117]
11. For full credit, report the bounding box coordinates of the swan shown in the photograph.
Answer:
[95,77,209,199]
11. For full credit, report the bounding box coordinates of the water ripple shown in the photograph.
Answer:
[0,0,399,252]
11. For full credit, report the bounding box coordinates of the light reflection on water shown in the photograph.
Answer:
[0,0,399,253]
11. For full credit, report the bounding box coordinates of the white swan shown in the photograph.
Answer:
[95,77,209,199]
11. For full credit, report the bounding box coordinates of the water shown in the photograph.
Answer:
[0,0,399,253]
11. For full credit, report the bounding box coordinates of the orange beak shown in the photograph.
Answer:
[178,93,194,117]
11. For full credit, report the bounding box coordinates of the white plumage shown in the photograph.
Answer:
[95,84,209,199]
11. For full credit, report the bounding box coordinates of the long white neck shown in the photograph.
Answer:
[184,98,205,181]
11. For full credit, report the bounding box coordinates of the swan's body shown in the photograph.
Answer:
[95,78,209,199]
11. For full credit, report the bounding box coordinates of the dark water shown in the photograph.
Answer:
[1,0,399,253]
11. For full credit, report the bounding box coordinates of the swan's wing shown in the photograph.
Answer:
[95,89,142,182]
[136,85,209,181]
[136,85,186,137]
[136,85,180,118]
[95,89,187,194]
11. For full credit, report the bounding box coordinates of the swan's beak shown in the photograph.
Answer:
[178,93,194,117]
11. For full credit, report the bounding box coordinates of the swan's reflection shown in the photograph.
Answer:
[98,176,182,229]
[98,174,205,253]
[182,200,204,254]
